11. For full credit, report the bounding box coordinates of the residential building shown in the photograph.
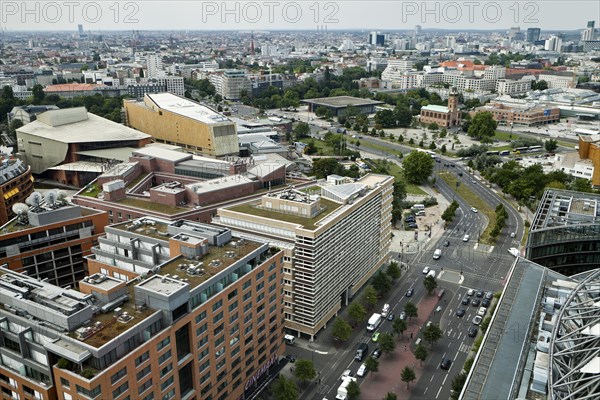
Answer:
[554,152,595,182]
[209,70,252,100]
[495,78,533,95]
[301,96,383,117]
[381,58,415,81]
[156,76,185,97]
[544,36,562,52]
[146,52,164,78]
[525,189,600,275]
[0,217,284,400]
[577,134,600,186]
[419,89,461,128]
[124,93,239,157]
[538,73,577,89]
[16,107,152,186]
[0,193,108,288]
[215,174,393,339]
[0,152,34,225]
[470,102,560,126]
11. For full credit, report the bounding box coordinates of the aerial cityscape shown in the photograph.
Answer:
[0,1,599,400]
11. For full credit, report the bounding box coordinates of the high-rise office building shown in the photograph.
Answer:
[146,53,164,79]
[0,217,284,400]
[582,20,597,40]
[544,36,562,51]
[216,174,393,339]
[368,31,385,46]
[527,28,541,43]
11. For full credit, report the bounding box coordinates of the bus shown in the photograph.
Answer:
[415,148,436,157]
[527,145,543,153]
[513,147,528,154]
[486,151,500,156]
[499,150,511,156]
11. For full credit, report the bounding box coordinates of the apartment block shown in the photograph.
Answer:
[0,217,284,400]
[470,102,560,126]
[208,71,252,100]
[495,78,533,95]
[215,174,393,339]
[0,192,107,288]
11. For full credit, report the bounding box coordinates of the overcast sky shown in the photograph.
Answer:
[2,1,598,32]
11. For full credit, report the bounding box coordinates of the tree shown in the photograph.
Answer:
[372,270,392,297]
[312,158,341,179]
[365,356,379,377]
[1,86,14,101]
[414,343,428,366]
[422,323,443,345]
[293,359,316,384]
[32,84,45,104]
[441,144,447,154]
[402,151,435,184]
[401,366,416,389]
[348,302,367,326]
[450,372,468,400]
[468,112,497,143]
[532,80,548,91]
[404,301,418,320]
[428,122,439,131]
[544,139,558,153]
[386,262,401,281]
[384,393,397,400]
[332,317,352,342]
[423,276,438,295]
[7,119,23,142]
[213,93,223,103]
[379,333,396,356]
[294,122,311,139]
[362,285,378,309]
[273,375,298,400]
[392,317,407,339]
[347,380,361,400]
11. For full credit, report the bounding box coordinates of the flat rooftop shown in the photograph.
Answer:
[187,175,254,194]
[1,204,100,233]
[531,189,600,231]
[146,93,233,125]
[301,96,384,108]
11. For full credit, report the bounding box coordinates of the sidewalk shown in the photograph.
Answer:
[360,293,441,398]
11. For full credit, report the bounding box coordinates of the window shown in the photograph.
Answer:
[162,388,175,400]
[161,376,174,391]
[138,379,152,395]
[111,367,127,384]
[228,289,238,300]
[136,365,151,381]
[199,359,210,372]
[212,299,223,312]
[195,311,207,324]
[135,352,150,367]
[175,324,191,360]
[112,382,128,398]
[228,301,238,312]
[157,337,170,351]
[243,281,251,290]
[256,271,264,280]
[4,338,20,353]
[76,385,101,399]
[142,393,154,400]
[160,363,173,378]
[196,323,207,337]
[158,350,171,365]
[60,377,70,388]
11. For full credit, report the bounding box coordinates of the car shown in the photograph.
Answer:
[482,299,491,307]
[468,326,478,337]
[371,332,380,342]
[406,288,414,297]
[471,299,481,307]
[444,163,450,167]
[399,312,406,320]
[415,210,426,216]
[485,292,493,300]
[443,240,450,247]
[462,297,470,305]
[472,316,482,325]
[471,179,477,183]
[405,217,415,223]
[440,358,452,370]
[357,363,367,377]
[458,172,463,177]
[449,164,455,168]
[387,313,394,321]
[508,247,520,257]
[510,232,516,238]
[470,207,478,213]
[340,369,352,380]
[286,355,297,363]
[422,266,430,274]
[372,348,382,359]
[463,234,470,242]
[477,307,487,316]
[476,291,484,298]
[467,289,475,296]
[456,308,466,317]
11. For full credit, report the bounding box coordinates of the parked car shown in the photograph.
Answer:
[485,292,493,300]
[468,326,478,337]
[372,348,381,359]
[387,313,394,321]
[398,312,406,320]
[440,358,452,370]
[482,299,491,307]
[406,288,414,297]
[477,307,487,316]
[476,291,484,298]
[472,316,482,325]
[467,289,475,296]
[456,308,466,317]
[471,299,481,307]
[471,207,478,213]
[462,297,470,305]
[286,355,297,363]
[422,266,430,274]
[357,363,367,377]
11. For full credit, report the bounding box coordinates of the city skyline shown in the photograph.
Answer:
[0,1,598,31]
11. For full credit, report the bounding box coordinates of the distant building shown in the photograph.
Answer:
[215,174,393,339]
[0,194,108,288]
[7,105,59,125]
[526,27,541,43]
[209,70,252,100]
[301,96,383,117]
[0,153,34,225]
[578,134,600,186]
[470,102,559,126]
[146,52,163,78]
[537,73,577,89]
[495,78,533,95]
[526,189,600,275]
[419,89,461,128]
[581,20,597,41]
[124,93,239,157]
[16,107,152,186]
[368,31,386,46]
[43,83,109,98]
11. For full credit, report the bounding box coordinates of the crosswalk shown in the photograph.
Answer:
[458,343,471,353]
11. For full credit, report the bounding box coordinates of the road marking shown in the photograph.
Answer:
[442,375,448,386]
[430,375,435,382]
[436,385,443,398]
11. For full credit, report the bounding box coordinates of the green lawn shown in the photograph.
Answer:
[439,172,497,245]
[366,159,426,196]
[492,131,516,141]
[358,140,404,157]
[117,198,186,215]
[80,183,101,198]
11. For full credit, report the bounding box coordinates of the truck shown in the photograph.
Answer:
[366,313,382,331]
[355,343,369,361]
[336,376,358,400]
[381,304,390,317]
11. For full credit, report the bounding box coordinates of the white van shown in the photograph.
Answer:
[433,249,442,260]
[427,270,437,279]
[412,204,425,211]
[381,303,390,317]
[284,334,295,345]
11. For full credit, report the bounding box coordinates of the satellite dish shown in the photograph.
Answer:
[26,192,43,208]
[12,203,29,215]
[45,191,57,207]
[56,190,68,202]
